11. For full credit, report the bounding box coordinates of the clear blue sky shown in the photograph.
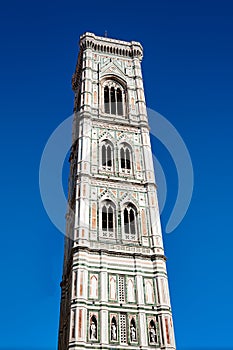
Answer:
[0,0,232,349]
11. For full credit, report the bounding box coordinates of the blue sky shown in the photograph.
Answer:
[0,0,233,349]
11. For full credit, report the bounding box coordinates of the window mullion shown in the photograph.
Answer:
[107,206,109,233]
[105,146,107,168]
[128,209,131,235]
[114,88,118,115]
[124,148,126,170]
[109,88,111,114]
[134,210,136,237]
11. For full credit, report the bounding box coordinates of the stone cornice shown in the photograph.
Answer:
[72,244,166,261]
[79,32,143,61]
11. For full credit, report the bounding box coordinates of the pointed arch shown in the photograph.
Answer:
[100,199,116,239]
[127,278,135,302]
[119,142,132,174]
[101,77,126,117]
[109,275,117,300]
[123,203,138,241]
[100,139,114,171]
[90,275,98,298]
[145,279,154,304]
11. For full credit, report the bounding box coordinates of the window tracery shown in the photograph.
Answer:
[103,80,125,116]
[120,143,132,174]
[101,140,114,171]
[100,200,116,239]
[123,204,137,240]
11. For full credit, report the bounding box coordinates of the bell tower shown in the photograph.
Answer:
[58,32,176,350]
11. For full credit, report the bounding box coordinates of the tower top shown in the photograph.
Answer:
[79,32,143,61]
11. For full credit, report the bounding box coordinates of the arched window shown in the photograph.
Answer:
[120,144,132,173]
[103,80,124,116]
[101,200,116,239]
[90,275,98,298]
[149,320,157,344]
[110,316,117,341]
[130,318,137,342]
[145,280,154,304]
[127,278,135,302]
[101,140,113,171]
[123,204,137,240]
[90,315,97,340]
[109,276,116,300]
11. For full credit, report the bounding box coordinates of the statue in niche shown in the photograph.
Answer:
[111,321,117,340]
[90,320,97,340]
[149,320,157,343]
[130,324,136,341]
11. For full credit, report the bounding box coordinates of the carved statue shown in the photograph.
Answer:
[149,326,156,343]
[111,322,117,340]
[130,324,136,341]
[90,321,97,340]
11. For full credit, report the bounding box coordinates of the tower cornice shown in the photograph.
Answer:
[79,32,143,61]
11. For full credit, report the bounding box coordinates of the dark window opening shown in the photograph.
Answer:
[102,201,115,236]
[120,146,131,172]
[117,88,123,115]
[111,87,116,115]
[104,86,110,114]
[124,205,137,239]
[103,83,124,116]
[102,206,108,231]
[121,148,125,169]
[107,145,112,167]
[102,142,113,170]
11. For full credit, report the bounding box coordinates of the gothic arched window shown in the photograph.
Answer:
[145,279,154,304]
[90,275,98,299]
[127,278,135,302]
[103,80,124,116]
[109,276,117,300]
[120,144,132,173]
[101,140,113,171]
[123,204,137,240]
[101,200,116,239]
